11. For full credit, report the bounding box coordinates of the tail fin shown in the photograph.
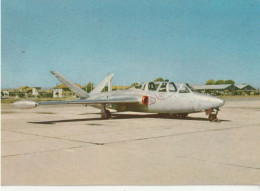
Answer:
[90,73,114,94]
[50,71,89,98]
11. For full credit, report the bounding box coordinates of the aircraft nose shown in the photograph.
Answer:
[193,93,225,111]
[214,97,225,107]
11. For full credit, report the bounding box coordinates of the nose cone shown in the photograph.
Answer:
[193,93,225,111]
[213,97,225,108]
[205,96,225,109]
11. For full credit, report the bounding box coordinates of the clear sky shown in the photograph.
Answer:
[2,0,260,88]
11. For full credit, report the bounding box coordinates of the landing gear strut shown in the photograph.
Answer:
[206,108,220,122]
[101,105,111,119]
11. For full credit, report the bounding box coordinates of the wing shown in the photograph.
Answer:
[14,94,145,109]
[38,96,140,105]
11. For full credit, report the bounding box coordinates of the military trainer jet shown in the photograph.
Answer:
[14,71,225,122]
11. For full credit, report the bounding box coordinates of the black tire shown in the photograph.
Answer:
[101,110,111,119]
[105,110,111,119]
[209,114,216,122]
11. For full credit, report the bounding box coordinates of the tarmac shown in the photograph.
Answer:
[1,98,260,185]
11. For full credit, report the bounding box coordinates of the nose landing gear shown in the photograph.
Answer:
[206,108,220,122]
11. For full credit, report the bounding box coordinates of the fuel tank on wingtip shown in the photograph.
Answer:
[13,100,38,109]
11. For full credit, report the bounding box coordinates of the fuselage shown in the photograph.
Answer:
[88,82,225,114]
[13,80,225,116]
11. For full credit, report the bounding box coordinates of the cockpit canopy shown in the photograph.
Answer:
[135,81,192,93]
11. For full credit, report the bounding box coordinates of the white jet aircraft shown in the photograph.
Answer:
[14,71,225,122]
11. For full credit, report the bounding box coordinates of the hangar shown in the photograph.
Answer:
[235,84,256,91]
[191,84,257,96]
[191,84,238,95]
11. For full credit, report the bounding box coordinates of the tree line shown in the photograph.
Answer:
[205,79,235,85]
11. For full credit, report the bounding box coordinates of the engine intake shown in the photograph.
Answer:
[142,96,149,105]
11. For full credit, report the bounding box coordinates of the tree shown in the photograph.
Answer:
[225,79,235,85]
[215,80,225,85]
[205,79,215,85]
[102,86,108,92]
[154,77,164,82]
[131,82,139,87]
[86,82,94,93]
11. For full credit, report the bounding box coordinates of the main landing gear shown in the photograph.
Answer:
[206,108,220,122]
[158,113,188,119]
[102,109,111,119]
[101,105,111,119]
[176,113,188,119]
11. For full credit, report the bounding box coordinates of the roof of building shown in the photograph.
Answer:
[235,84,246,89]
[44,89,53,93]
[191,84,233,90]
[18,86,29,90]
[18,86,41,91]
[54,83,84,89]
[236,84,256,90]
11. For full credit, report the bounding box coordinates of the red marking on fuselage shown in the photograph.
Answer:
[149,96,156,104]
[154,93,173,101]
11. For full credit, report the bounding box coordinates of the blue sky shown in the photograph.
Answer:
[2,0,260,88]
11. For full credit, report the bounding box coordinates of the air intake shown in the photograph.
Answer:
[142,96,149,105]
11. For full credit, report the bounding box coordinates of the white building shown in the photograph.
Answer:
[53,88,63,98]
[32,87,40,96]
[1,90,9,98]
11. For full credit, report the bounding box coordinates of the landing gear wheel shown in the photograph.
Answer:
[105,110,111,119]
[102,110,111,119]
[209,114,217,122]
[206,108,220,122]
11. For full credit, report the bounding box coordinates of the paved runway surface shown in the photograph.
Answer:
[1,99,260,185]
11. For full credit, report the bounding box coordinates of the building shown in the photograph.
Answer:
[1,90,9,99]
[38,89,53,98]
[235,84,256,91]
[32,87,41,96]
[235,84,257,95]
[53,83,85,98]
[191,84,238,95]
[53,88,63,98]
[14,86,41,98]
[191,84,257,96]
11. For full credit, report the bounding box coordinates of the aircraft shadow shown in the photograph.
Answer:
[111,114,230,122]
[28,117,103,124]
[28,113,230,124]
